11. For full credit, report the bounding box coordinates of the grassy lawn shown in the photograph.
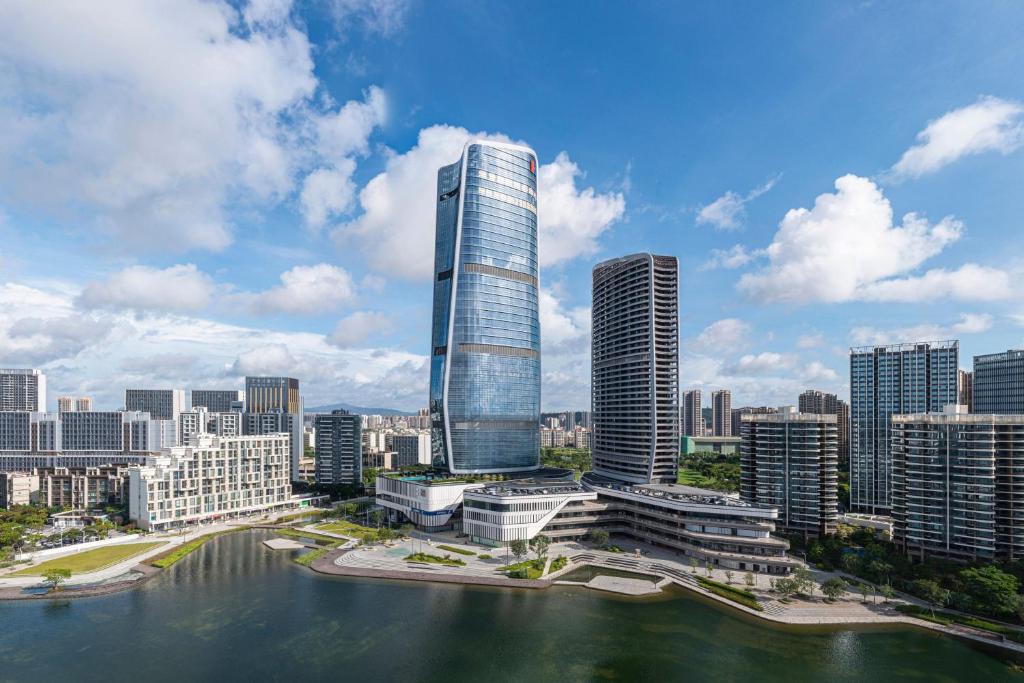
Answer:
[316,520,381,543]
[148,528,249,569]
[274,528,346,545]
[276,509,329,524]
[436,544,475,556]
[696,576,764,611]
[405,552,465,567]
[14,542,165,576]
[504,559,546,579]
[676,468,703,485]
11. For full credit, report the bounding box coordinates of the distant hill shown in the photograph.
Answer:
[306,402,416,417]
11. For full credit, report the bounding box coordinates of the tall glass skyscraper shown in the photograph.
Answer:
[429,140,541,474]
[849,340,959,514]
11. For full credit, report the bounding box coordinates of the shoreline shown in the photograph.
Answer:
[5,527,1024,660]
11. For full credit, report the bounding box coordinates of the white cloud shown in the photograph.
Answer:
[538,152,625,267]
[850,313,994,347]
[696,176,778,231]
[78,264,215,312]
[802,361,839,383]
[329,311,394,348]
[337,125,624,280]
[0,280,425,410]
[701,244,760,271]
[0,1,385,252]
[856,264,1012,302]
[299,160,358,230]
[796,332,826,349]
[329,0,411,36]
[539,289,591,350]
[738,174,1010,304]
[723,352,793,377]
[690,318,751,353]
[889,96,1024,180]
[248,263,357,315]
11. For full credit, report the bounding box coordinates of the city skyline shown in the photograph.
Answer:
[1,3,1023,414]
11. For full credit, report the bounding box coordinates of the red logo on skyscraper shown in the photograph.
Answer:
[529,158,536,174]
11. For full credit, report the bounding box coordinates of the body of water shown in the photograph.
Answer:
[0,530,1018,682]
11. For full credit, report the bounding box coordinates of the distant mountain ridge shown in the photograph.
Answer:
[306,402,416,417]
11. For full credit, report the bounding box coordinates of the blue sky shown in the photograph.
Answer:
[1,1,1023,411]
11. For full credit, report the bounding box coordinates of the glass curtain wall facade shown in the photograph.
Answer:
[430,141,541,474]
[973,350,1024,414]
[591,253,680,484]
[849,340,958,514]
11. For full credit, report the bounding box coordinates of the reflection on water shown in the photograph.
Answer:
[0,530,1018,682]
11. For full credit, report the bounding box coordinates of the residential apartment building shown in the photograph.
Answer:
[891,407,1024,562]
[973,350,1024,414]
[849,340,958,514]
[591,253,680,485]
[0,369,46,411]
[393,433,431,468]
[0,472,39,508]
[740,409,839,537]
[128,434,292,531]
[682,390,702,437]
[245,376,303,481]
[429,140,541,474]
[730,406,778,437]
[39,465,128,509]
[124,388,185,421]
[712,389,731,437]
[191,389,244,414]
[57,396,93,412]
[798,390,850,468]
[314,411,362,486]
[958,369,974,413]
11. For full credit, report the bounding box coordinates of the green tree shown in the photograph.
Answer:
[43,567,71,592]
[586,528,609,548]
[859,583,872,603]
[820,577,846,602]
[744,572,755,587]
[913,579,951,617]
[880,583,895,603]
[790,567,815,596]
[368,509,384,529]
[959,565,1021,617]
[724,570,734,585]
[689,558,699,574]
[509,539,528,565]
[841,553,861,576]
[529,534,550,561]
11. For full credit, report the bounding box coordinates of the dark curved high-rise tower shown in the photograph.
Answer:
[591,253,679,484]
[429,140,541,474]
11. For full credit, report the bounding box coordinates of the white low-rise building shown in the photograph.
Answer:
[128,433,292,531]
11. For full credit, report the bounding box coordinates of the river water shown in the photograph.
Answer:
[0,530,1018,682]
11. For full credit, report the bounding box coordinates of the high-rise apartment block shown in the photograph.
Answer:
[740,409,838,537]
[124,388,184,421]
[244,376,302,481]
[849,340,958,514]
[191,389,244,414]
[891,407,1024,562]
[57,396,93,412]
[797,390,850,467]
[393,433,431,468]
[973,350,1024,414]
[429,141,541,474]
[314,411,362,486]
[730,406,778,437]
[591,253,680,484]
[957,369,974,413]
[711,389,731,437]
[682,390,702,437]
[0,369,46,411]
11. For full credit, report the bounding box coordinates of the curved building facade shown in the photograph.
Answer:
[430,140,541,474]
[591,253,680,484]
